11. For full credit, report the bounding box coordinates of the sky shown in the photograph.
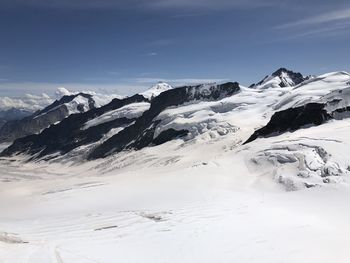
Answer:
[0,0,349,97]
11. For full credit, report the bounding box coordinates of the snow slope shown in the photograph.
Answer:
[251,68,309,89]
[140,82,173,99]
[273,71,350,110]
[83,102,150,130]
[1,117,350,262]
[1,70,350,262]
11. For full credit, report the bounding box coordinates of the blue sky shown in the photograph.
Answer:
[0,0,349,97]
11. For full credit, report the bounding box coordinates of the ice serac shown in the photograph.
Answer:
[88,82,240,160]
[0,94,148,159]
[250,68,309,89]
[0,93,97,143]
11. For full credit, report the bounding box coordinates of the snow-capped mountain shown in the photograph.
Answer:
[0,94,149,159]
[0,88,122,134]
[250,68,310,89]
[2,69,350,191]
[1,82,239,160]
[140,82,173,99]
[0,92,103,142]
[88,82,239,160]
[2,69,350,263]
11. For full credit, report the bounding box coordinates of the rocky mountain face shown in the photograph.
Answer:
[0,93,97,143]
[0,94,148,158]
[1,82,240,160]
[2,69,350,190]
[88,82,240,160]
[250,68,310,89]
[244,103,331,144]
[0,108,33,129]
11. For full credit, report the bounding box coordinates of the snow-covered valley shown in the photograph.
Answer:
[1,69,350,262]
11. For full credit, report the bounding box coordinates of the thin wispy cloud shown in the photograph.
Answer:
[277,7,350,29]
[146,52,158,56]
[292,22,350,38]
[272,20,350,42]
[0,82,144,97]
[172,12,206,18]
[273,6,350,40]
[1,0,281,10]
[0,78,231,98]
[138,72,160,77]
[0,93,53,111]
[130,77,230,86]
[149,0,279,10]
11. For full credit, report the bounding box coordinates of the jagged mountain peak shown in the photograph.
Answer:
[272,67,299,77]
[33,92,95,118]
[250,68,308,89]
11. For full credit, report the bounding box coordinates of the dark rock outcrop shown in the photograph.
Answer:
[244,103,331,144]
[272,68,307,87]
[152,129,189,146]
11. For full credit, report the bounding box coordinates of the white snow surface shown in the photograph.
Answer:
[274,71,350,110]
[252,70,310,90]
[66,95,92,114]
[256,74,288,89]
[54,87,124,108]
[81,92,124,108]
[33,95,92,120]
[83,102,150,129]
[140,82,173,99]
[1,71,350,262]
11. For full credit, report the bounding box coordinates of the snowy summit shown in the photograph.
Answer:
[140,82,173,99]
[250,68,310,89]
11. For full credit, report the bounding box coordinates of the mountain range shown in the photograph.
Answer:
[2,68,350,263]
[1,68,350,190]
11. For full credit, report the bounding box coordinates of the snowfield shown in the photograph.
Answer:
[140,82,173,99]
[83,102,150,130]
[1,70,350,262]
